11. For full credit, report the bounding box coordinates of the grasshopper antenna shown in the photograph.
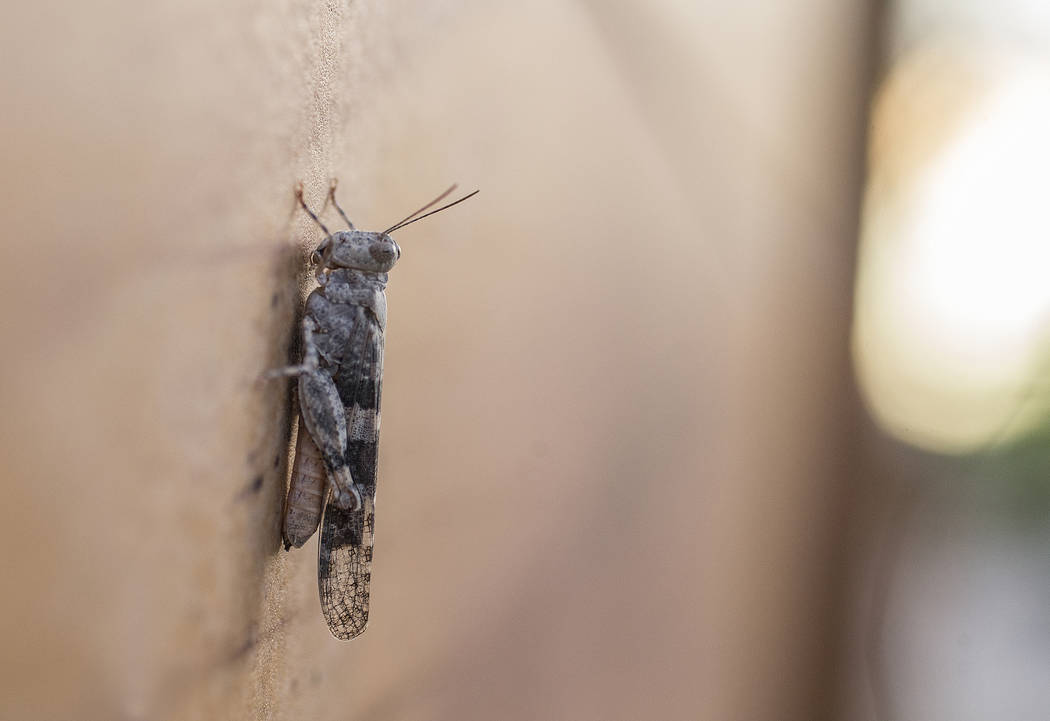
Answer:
[295,183,332,236]
[384,189,480,234]
[327,179,355,230]
[380,184,457,232]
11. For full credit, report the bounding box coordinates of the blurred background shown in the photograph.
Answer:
[1,1,1049,720]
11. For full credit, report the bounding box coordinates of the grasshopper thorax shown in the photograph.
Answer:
[314,230,401,273]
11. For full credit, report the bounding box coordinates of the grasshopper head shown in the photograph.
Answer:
[299,184,476,276]
[314,230,401,273]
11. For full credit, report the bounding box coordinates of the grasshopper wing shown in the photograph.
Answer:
[318,308,384,640]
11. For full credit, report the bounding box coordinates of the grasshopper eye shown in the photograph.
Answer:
[369,242,395,263]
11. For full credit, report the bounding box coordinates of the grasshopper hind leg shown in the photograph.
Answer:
[296,372,361,511]
[272,317,363,512]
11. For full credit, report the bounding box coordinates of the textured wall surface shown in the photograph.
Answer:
[0,2,873,719]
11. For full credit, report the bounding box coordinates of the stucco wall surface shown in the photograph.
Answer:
[0,2,873,719]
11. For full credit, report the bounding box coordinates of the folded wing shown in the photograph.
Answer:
[318,307,384,640]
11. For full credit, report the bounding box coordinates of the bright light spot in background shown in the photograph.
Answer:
[853,44,1050,453]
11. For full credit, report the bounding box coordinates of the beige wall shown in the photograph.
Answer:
[0,2,874,719]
